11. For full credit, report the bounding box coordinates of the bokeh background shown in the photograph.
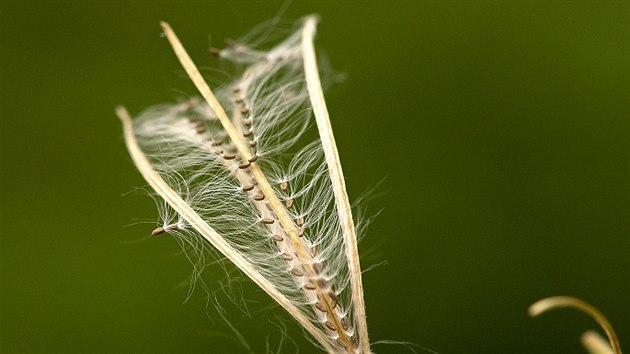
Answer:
[1,1,628,353]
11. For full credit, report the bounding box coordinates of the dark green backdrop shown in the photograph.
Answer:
[1,1,628,353]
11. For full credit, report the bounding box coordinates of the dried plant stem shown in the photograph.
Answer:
[301,17,371,353]
[117,106,337,353]
[529,296,621,354]
[160,21,358,352]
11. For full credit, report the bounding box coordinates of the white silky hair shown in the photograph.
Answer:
[124,17,369,353]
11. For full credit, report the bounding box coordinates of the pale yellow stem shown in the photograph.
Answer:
[582,330,615,354]
[529,296,621,354]
[301,16,371,354]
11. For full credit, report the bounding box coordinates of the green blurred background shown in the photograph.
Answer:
[1,1,628,353]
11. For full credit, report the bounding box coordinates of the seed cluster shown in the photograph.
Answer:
[176,92,357,351]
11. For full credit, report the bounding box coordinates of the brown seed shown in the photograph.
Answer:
[240,108,250,115]
[296,217,304,227]
[336,338,348,350]
[280,181,288,191]
[272,234,284,242]
[235,97,244,104]
[262,218,274,224]
[195,125,206,133]
[286,199,294,208]
[309,246,317,257]
[151,226,165,236]
[328,292,338,309]
[291,267,304,277]
[297,227,305,237]
[249,140,257,147]
[223,153,236,160]
[304,282,316,290]
[238,162,251,169]
[312,262,323,274]
[341,317,350,331]
[317,278,329,290]
[350,336,358,347]
[265,203,273,211]
[243,130,253,138]
[233,87,241,94]
[242,184,254,192]
[281,252,293,261]
[253,194,265,201]
[248,155,258,163]
[325,321,336,331]
[211,139,224,146]
[314,302,326,312]
[208,47,221,56]
[151,223,178,236]
[244,118,252,126]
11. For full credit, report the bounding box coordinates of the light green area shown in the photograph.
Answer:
[1,1,628,353]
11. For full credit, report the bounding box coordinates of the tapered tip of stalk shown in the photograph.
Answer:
[528,295,582,317]
[303,15,320,29]
[115,105,131,124]
[160,21,170,31]
[581,330,615,354]
[305,14,320,23]
[528,297,555,317]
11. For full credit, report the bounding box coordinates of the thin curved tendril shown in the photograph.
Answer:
[529,296,621,354]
